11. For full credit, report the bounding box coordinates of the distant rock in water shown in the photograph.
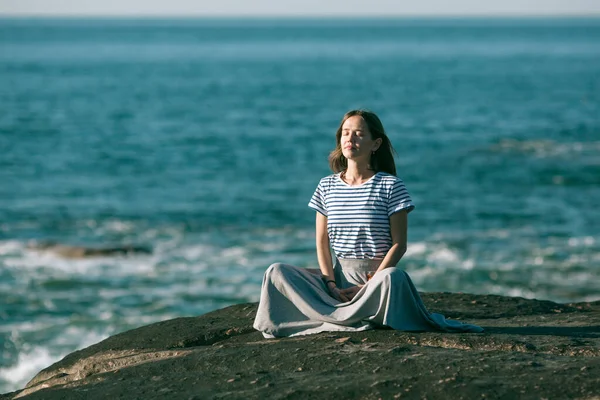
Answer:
[26,241,152,258]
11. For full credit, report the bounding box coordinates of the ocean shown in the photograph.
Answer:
[0,17,599,393]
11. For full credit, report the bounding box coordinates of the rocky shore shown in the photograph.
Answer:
[3,293,599,399]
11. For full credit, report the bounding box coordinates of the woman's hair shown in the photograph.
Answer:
[328,109,397,176]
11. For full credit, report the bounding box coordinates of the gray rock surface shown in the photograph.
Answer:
[3,293,599,399]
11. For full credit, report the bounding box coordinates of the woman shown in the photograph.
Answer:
[253,110,483,338]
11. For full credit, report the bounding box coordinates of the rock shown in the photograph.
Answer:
[26,241,152,258]
[3,293,600,399]
[335,337,351,343]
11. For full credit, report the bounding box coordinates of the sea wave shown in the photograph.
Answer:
[489,139,600,158]
[0,328,110,393]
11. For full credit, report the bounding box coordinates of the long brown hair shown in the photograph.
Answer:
[328,110,397,176]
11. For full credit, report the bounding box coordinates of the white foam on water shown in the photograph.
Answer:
[221,246,250,261]
[405,242,427,257]
[478,283,537,300]
[121,314,171,327]
[493,139,600,158]
[580,293,600,302]
[495,262,518,272]
[461,258,475,270]
[406,242,464,265]
[405,241,475,270]
[0,221,41,233]
[404,266,440,282]
[174,239,302,271]
[98,219,137,234]
[482,229,511,239]
[568,236,596,247]
[0,240,24,256]
[0,326,111,393]
[0,320,65,335]
[4,246,157,278]
[54,327,109,348]
[533,268,600,300]
[504,287,538,299]
[172,243,264,270]
[177,243,216,261]
[0,324,107,389]
[426,247,460,264]
[260,227,312,238]
[0,346,54,390]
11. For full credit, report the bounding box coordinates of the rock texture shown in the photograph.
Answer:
[3,293,599,399]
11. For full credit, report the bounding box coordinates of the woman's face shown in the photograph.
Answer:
[340,115,381,161]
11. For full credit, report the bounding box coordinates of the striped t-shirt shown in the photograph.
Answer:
[308,172,415,260]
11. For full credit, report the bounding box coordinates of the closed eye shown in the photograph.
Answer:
[342,130,362,136]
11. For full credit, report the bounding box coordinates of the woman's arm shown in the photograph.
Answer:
[376,210,408,273]
[316,212,334,279]
[316,212,349,302]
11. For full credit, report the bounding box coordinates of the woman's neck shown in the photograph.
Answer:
[342,161,375,185]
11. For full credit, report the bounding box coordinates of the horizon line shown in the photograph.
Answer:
[2,13,600,19]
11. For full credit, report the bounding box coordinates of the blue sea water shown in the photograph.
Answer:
[0,17,599,392]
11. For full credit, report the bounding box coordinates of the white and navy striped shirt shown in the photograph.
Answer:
[308,172,415,260]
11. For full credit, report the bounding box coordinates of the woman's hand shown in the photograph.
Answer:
[327,282,350,302]
[339,285,363,301]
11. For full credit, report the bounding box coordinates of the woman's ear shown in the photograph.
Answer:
[373,138,383,151]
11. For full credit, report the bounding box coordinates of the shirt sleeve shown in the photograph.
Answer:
[308,179,327,216]
[387,178,415,216]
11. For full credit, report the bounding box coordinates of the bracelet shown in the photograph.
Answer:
[324,279,336,286]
